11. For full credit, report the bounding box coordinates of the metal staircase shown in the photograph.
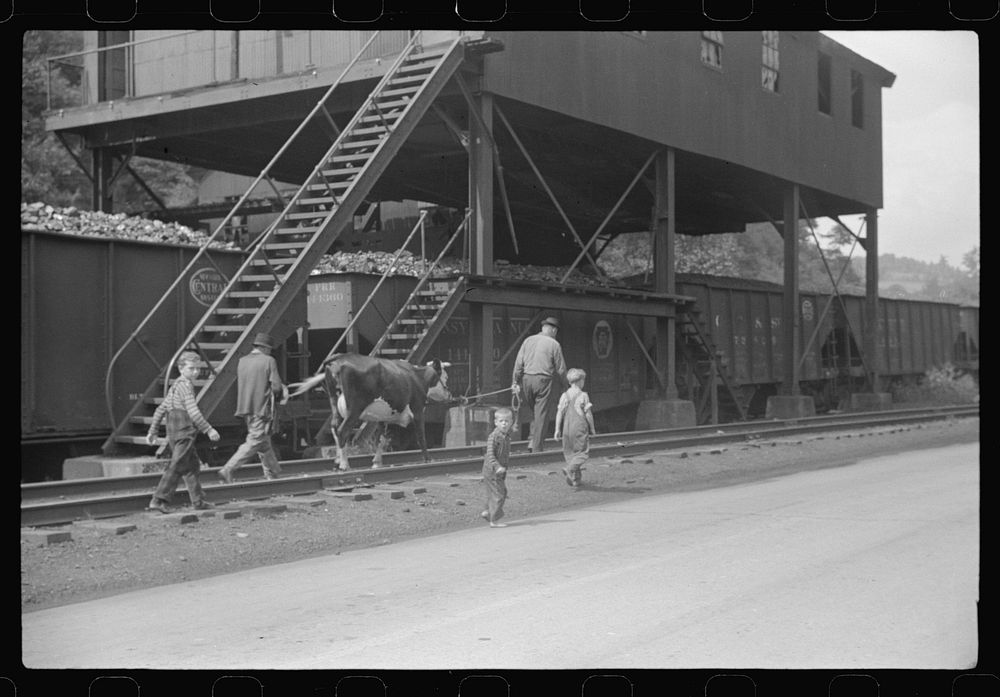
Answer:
[369,211,472,364]
[676,303,748,424]
[103,32,475,454]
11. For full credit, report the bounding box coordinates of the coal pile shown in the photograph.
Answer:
[312,250,467,277]
[21,202,237,250]
[312,251,617,288]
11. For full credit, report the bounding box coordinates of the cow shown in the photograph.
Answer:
[289,354,452,470]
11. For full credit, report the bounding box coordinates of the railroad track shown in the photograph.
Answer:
[21,405,978,527]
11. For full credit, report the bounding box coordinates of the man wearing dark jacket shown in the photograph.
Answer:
[218,332,289,483]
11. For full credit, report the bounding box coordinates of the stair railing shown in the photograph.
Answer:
[315,209,429,365]
[370,209,472,356]
[104,30,387,428]
[157,29,449,401]
[159,29,446,386]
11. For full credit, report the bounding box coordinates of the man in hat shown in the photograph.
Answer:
[511,316,567,452]
[218,332,290,483]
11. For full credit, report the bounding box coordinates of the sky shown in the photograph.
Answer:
[820,30,980,267]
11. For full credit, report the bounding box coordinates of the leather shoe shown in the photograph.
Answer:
[218,469,233,484]
[147,499,172,514]
[561,468,575,487]
[193,501,215,510]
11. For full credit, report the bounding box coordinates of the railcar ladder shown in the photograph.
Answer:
[103,33,477,454]
[676,303,748,424]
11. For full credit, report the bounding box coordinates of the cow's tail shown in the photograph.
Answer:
[287,371,328,398]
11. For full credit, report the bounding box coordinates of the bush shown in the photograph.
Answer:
[892,363,979,406]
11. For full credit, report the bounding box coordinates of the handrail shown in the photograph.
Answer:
[104,31,386,429]
[158,30,434,389]
[371,209,472,357]
[317,210,429,364]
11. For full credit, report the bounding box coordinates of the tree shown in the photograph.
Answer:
[21,30,200,212]
[21,30,91,207]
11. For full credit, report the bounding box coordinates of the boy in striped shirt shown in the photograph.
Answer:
[145,351,221,513]
[480,407,513,528]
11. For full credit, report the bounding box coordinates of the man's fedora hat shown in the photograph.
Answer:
[542,317,559,328]
[252,332,276,349]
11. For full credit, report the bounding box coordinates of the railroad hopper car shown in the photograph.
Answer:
[21,229,248,481]
[672,274,978,416]
[305,271,979,432]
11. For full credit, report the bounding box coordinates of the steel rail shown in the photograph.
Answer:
[22,405,977,527]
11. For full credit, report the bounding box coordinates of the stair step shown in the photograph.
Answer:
[368,98,410,110]
[263,242,308,250]
[249,258,295,266]
[196,342,239,350]
[387,74,428,87]
[226,291,271,298]
[403,48,447,64]
[338,138,384,150]
[241,274,288,282]
[274,226,319,236]
[378,85,420,99]
[285,211,332,221]
[213,307,262,315]
[350,124,391,137]
[298,196,344,207]
[387,333,420,340]
[378,348,408,356]
[329,153,373,163]
[312,166,358,180]
[358,114,403,128]
[398,318,426,325]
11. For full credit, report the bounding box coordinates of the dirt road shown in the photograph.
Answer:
[22,440,978,670]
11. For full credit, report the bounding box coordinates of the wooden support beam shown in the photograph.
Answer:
[559,150,658,284]
[654,149,678,398]
[454,75,519,256]
[865,208,880,391]
[54,132,94,183]
[124,162,168,211]
[494,103,606,278]
[782,184,800,395]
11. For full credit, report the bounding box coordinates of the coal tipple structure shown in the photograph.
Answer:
[35,29,930,469]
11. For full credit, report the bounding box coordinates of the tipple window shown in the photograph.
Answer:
[701,31,723,69]
[762,31,779,92]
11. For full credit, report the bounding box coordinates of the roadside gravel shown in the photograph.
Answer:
[21,417,979,613]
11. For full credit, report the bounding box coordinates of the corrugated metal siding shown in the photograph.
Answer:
[483,31,887,208]
[133,30,228,95]
[129,30,413,97]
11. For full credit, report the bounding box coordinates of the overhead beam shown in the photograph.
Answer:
[463,281,685,318]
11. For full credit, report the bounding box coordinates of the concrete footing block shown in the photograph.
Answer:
[765,395,817,420]
[848,392,893,412]
[635,399,697,430]
[62,455,169,480]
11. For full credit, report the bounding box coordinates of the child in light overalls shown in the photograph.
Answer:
[554,368,596,487]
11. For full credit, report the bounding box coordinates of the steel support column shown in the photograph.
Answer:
[865,208,880,391]
[469,89,494,394]
[782,184,801,395]
[653,149,678,399]
[91,148,114,213]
